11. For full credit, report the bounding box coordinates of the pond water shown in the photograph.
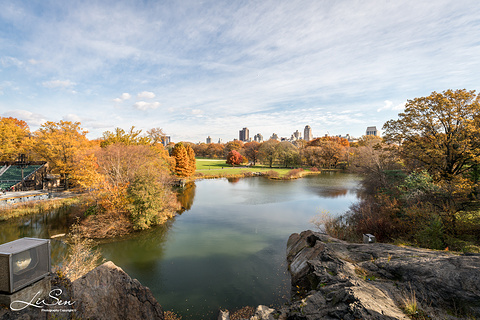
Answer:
[0,173,361,319]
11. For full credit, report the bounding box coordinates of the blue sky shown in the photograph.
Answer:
[1,0,479,143]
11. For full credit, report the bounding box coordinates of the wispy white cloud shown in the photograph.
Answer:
[377,100,406,112]
[113,93,131,103]
[137,91,155,99]
[133,101,160,111]
[62,113,82,122]
[1,0,479,141]
[2,110,47,126]
[42,80,76,89]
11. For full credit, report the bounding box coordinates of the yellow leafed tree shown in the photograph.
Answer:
[31,121,89,189]
[0,117,30,161]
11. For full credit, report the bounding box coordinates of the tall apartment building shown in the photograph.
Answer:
[291,130,302,141]
[206,136,212,144]
[304,125,313,142]
[254,133,264,143]
[162,136,171,146]
[366,126,379,136]
[270,133,279,141]
[239,127,250,142]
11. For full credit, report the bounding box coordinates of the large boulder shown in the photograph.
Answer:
[282,230,480,320]
[72,261,164,320]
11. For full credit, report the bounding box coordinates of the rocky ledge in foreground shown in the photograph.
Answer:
[221,230,480,320]
[0,261,164,320]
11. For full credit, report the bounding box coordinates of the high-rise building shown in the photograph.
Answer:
[254,133,263,143]
[162,136,171,146]
[291,130,301,141]
[206,136,212,144]
[270,133,279,141]
[366,126,379,136]
[239,127,250,142]
[304,125,313,142]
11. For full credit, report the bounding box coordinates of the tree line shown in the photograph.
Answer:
[189,135,352,169]
[0,121,196,236]
[321,89,480,252]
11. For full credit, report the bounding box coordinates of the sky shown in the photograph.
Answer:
[1,0,479,143]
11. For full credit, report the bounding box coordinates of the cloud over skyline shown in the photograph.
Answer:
[0,0,479,142]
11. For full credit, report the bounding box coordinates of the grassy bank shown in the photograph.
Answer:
[194,158,324,179]
[0,196,83,221]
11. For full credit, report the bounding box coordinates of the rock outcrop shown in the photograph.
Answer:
[0,261,164,320]
[72,261,164,320]
[221,230,480,320]
[284,230,480,319]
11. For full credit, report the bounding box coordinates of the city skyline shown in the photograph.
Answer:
[1,1,479,142]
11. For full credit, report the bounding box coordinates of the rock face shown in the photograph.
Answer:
[282,230,480,320]
[72,261,164,320]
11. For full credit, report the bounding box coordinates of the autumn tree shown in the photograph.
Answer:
[31,121,89,189]
[0,117,30,161]
[192,143,208,158]
[127,167,178,230]
[206,143,225,159]
[171,142,191,176]
[259,139,279,167]
[100,126,151,147]
[383,89,480,180]
[224,140,244,158]
[146,127,167,145]
[302,136,349,168]
[276,141,299,167]
[226,150,244,166]
[185,144,196,176]
[244,141,260,165]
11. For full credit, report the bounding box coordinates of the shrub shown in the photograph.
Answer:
[127,171,179,230]
[265,170,279,178]
[285,168,304,179]
[416,216,445,250]
[55,223,104,281]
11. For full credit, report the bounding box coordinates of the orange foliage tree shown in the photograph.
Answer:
[0,117,30,161]
[31,121,89,189]
[171,142,196,177]
[226,150,244,166]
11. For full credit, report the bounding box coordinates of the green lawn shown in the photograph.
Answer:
[195,158,302,177]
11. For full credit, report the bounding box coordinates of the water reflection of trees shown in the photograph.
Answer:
[0,206,73,265]
[227,177,240,184]
[308,187,348,198]
[99,219,174,274]
[177,181,196,213]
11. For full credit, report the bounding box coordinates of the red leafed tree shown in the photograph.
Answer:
[226,150,244,166]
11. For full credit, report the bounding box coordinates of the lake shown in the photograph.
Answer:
[0,173,361,319]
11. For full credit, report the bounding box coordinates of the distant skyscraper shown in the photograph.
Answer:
[161,136,171,146]
[239,127,249,142]
[206,136,212,144]
[270,133,279,141]
[218,138,223,144]
[304,125,313,142]
[291,130,301,141]
[366,126,379,136]
[254,133,263,143]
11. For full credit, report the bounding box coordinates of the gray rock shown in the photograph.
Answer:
[250,305,276,320]
[72,261,164,320]
[280,230,480,320]
[218,309,230,320]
